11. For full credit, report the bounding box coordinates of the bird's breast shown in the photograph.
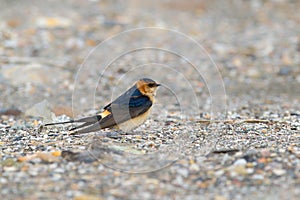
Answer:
[116,109,151,132]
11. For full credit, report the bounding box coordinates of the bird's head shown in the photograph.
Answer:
[136,78,160,97]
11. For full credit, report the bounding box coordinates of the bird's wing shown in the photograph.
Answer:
[100,95,152,128]
[71,95,152,134]
[102,85,139,111]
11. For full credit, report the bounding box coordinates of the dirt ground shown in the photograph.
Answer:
[0,1,299,200]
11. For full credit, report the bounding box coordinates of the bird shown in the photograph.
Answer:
[44,78,161,134]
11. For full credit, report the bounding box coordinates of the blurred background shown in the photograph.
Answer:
[0,0,299,118]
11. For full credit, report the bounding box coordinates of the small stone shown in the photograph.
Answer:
[51,173,62,181]
[247,68,261,78]
[246,162,255,168]
[35,17,72,28]
[252,174,264,180]
[270,153,277,157]
[246,168,254,174]
[36,152,60,163]
[261,129,267,134]
[215,170,225,177]
[197,181,209,189]
[6,19,21,28]
[233,159,247,166]
[0,177,8,184]
[278,66,292,76]
[281,54,293,65]
[177,168,189,178]
[278,149,286,153]
[74,194,102,200]
[273,169,286,176]
[261,149,271,157]
[212,43,233,56]
[258,157,268,164]
[3,166,18,172]
[214,195,228,200]
[29,169,39,176]
[189,163,200,172]
[232,165,247,176]
[232,58,242,67]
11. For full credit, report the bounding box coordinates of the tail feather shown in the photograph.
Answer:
[70,122,102,135]
[44,115,102,127]
[69,121,95,131]
[44,120,75,126]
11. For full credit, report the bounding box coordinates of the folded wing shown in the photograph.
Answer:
[71,86,152,134]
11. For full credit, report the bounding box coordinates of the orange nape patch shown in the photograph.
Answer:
[136,80,149,95]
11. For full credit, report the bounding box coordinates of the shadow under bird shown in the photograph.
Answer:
[44,78,160,134]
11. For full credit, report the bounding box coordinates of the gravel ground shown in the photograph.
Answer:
[1,1,300,200]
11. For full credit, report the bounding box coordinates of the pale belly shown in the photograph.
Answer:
[116,109,151,132]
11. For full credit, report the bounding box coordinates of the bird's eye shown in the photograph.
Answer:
[148,83,155,87]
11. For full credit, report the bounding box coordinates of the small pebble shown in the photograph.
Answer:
[273,169,286,176]
[233,159,247,166]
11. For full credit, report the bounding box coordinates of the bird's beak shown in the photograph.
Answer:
[156,83,161,87]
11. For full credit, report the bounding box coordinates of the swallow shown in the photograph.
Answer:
[44,78,160,134]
